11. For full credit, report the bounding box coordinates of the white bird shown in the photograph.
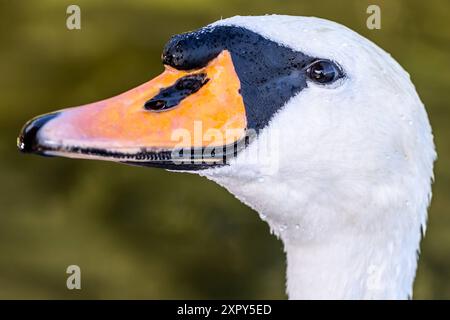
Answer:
[18,15,436,299]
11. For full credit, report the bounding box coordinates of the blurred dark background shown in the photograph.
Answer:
[0,0,449,299]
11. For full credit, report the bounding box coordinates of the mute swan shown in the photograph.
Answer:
[17,15,436,299]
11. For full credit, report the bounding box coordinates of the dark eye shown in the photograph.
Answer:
[306,60,343,84]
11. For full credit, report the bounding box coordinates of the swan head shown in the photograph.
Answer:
[18,15,436,298]
[197,16,436,245]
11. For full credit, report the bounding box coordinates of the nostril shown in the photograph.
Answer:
[144,99,167,111]
[17,112,60,153]
[144,73,209,112]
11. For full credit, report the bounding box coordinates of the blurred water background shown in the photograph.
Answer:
[0,0,449,298]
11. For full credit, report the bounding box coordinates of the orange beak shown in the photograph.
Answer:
[18,51,248,168]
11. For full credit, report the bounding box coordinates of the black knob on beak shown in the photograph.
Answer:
[17,112,60,154]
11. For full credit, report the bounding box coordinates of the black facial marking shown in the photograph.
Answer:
[162,26,317,131]
[144,73,209,111]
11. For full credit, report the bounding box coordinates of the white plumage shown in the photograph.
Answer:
[195,15,437,299]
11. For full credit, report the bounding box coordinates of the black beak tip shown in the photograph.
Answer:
[17,112,60,154]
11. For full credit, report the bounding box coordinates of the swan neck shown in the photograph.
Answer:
[283,231,419,300]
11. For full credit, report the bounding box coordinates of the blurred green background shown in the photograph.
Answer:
[0,0,449,299]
